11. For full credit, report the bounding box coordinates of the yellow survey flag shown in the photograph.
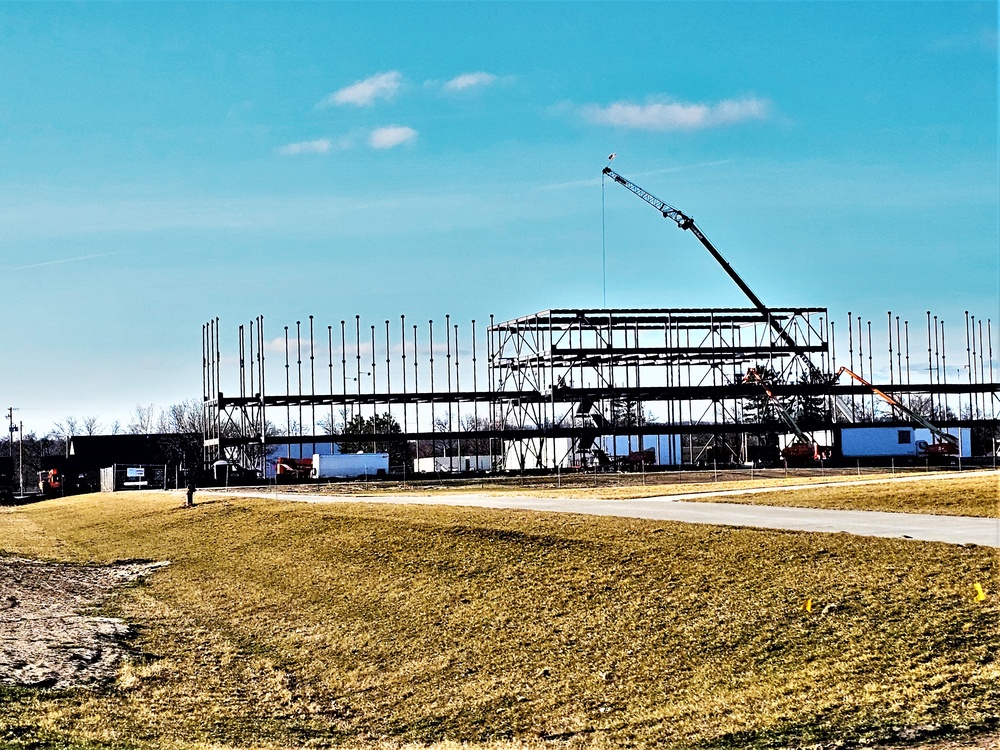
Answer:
[974,583,986,602]
[801,598,812,612]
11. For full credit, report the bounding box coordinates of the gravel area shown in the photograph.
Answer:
[0,556,168,689]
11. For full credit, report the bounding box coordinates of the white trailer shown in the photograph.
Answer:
[414,455,493,473]
[311,452,388,479]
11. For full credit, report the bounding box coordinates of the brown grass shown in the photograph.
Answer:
[0,488,997,749]
[679,473,999,517]
[279,470,999,518]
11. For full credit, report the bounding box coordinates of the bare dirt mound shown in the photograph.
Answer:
[0,556,168,689]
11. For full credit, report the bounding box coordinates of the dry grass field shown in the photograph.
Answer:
[0,484,997,749]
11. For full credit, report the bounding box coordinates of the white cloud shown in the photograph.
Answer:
[321,71,402,107]
[443,71,498,92]
[929,27,998,52]
[368,126,417,150]
[278,139,331,156]
[582,96,770,131]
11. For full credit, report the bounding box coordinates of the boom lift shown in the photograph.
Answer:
[834,367,960,455]
[744,368,823,462]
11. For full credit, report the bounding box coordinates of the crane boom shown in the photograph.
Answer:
[602,167,815,370]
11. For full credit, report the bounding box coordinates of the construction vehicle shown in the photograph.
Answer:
[38,468,63,497]
[624,448,656,469]
[274,456,313,482]
[744,368,825,463]
[833,367,959,456]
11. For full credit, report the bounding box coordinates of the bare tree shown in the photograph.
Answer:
[52,416,79,441]
[81,416,101,436]
[161,398,206,434]
[127,404,157,434]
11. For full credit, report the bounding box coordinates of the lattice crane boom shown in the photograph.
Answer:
[602,166,823,379]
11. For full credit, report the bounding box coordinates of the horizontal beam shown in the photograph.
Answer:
[209,381,1000,409]
[215,418,1000,450]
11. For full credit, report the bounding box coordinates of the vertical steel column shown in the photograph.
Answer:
[933,315,941,420]
[895,316,903,402]
[385,320,391,418]
[926,312,934,419]
[412,323,419,441]
[488,314,496,469]
[887,312,894,388]
[249,319,255,397]
[429,320,436,455]
[978,319,987,417]
[201,323,208,404]
[412,323,420,462]
[856,316,865,417]
[214,317,221,405]
[445,314,453,437]
[309,316,316,456]
[340,320,348,424]
[866,321,874,419]
[258,315,266,476]
[284,326,291,457]
[400,316,408,434]
[965,312,973,417]
[328,325,334,434]
[370,324,377,421]
[988,319,995,420]
[239,325,245,399]
[941,320,949,419]
[355,316,362,415]
[454,322,461,464]
[296,321,303,454]
[969,315,979,417]
[904,320,911,396]
[472,319,479,442]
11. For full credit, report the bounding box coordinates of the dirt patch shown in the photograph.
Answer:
[0,556,168,689]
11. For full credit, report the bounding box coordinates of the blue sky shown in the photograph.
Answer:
[1,2,996,432]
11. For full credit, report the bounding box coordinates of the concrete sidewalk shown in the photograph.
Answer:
[205,476,1000,548]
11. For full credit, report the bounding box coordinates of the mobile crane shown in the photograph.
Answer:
[602,165,856,425]
[602,165,820,370]
[834,367,960,456]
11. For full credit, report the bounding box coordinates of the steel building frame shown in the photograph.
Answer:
[203,308,1000,474]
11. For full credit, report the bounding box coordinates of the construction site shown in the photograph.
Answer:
[202,168,999,480]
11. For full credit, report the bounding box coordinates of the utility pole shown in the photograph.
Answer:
[18,421,23,496]
[6,407,18,459]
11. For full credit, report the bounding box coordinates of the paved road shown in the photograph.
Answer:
[205,472,1000,548]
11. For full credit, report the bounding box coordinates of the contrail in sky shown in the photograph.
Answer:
[11,252,116,270]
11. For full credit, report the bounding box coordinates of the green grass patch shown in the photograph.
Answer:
[0,490,997,749]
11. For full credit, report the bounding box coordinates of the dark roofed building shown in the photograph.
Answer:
[68,433,201,471]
